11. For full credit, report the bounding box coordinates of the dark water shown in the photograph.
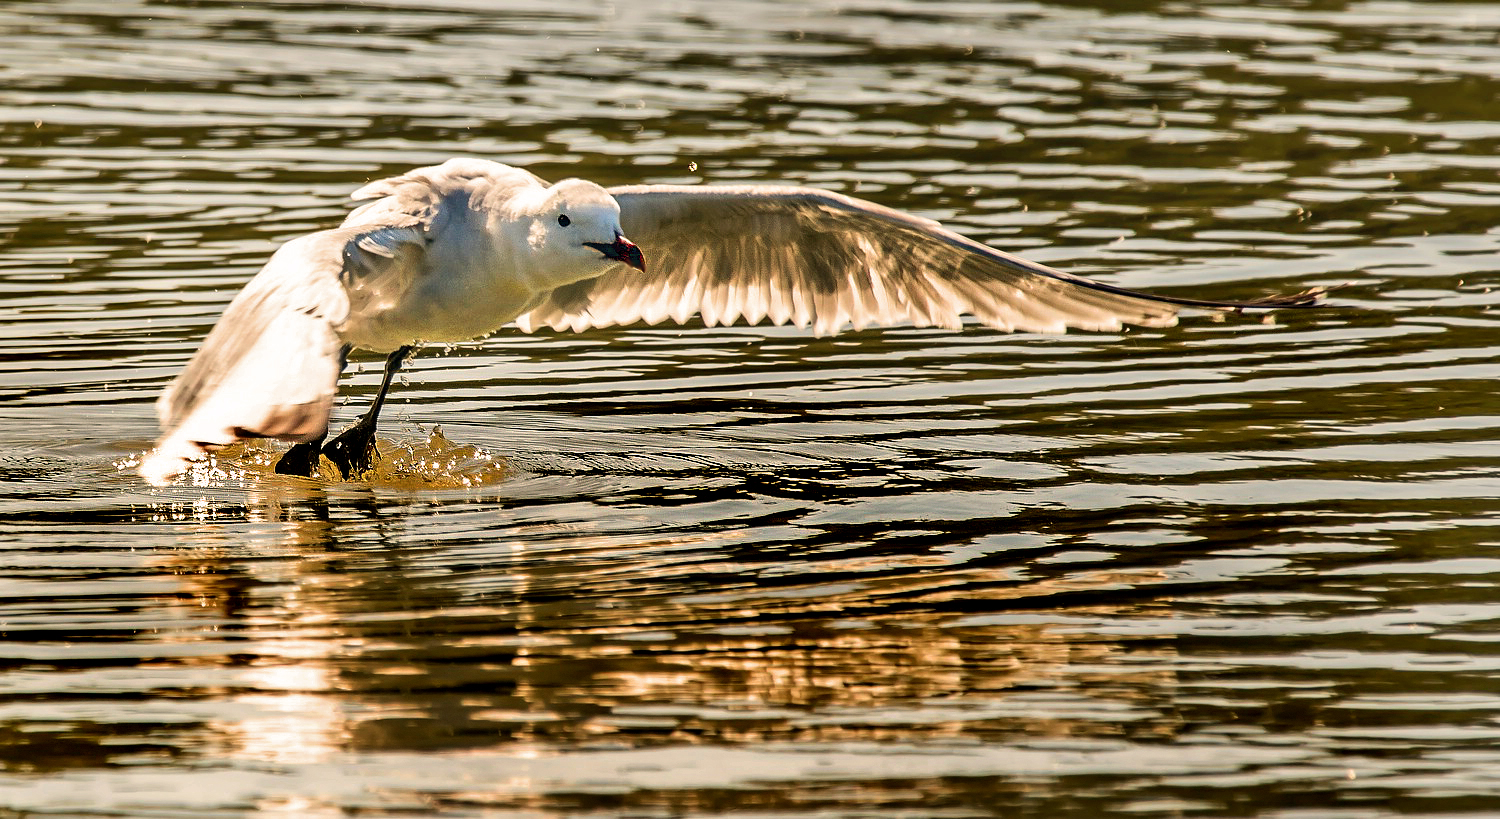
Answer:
[4,0,1500,816]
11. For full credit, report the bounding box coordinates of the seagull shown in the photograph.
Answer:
[139,157,1328,486]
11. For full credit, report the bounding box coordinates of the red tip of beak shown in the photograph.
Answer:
[585,235,646,272]
[615,236,645,272]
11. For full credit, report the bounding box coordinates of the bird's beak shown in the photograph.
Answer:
[585,234,646,272]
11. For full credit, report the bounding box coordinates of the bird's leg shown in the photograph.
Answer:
[273,344,351,478]
[322,345,414,480]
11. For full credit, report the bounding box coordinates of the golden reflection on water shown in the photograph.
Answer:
[152,508,1183,771]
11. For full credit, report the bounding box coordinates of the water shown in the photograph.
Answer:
[4,0,1500,815]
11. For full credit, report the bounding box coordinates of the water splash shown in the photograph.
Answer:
[118,426,511,490]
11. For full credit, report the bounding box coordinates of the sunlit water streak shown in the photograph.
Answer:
[4,0,1500,816]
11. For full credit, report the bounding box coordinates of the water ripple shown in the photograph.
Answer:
[4,0,1500,816]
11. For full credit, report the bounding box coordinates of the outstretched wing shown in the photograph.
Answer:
[155,231,351,439]
[141,222,427,486]
[515,185,1324,336]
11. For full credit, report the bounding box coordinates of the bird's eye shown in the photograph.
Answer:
[557,214,571,227]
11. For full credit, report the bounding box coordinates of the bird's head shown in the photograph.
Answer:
[530,179,645,281]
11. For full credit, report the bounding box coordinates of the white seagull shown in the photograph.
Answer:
[139,157,1328,486]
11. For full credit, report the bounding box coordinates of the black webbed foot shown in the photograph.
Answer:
[322,418,378,480]
[275,438,325,477]
[278,345,411,481]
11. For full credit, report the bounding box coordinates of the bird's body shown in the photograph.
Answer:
[324,162,626,351]
[140,157,1326,486]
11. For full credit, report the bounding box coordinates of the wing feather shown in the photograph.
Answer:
[515,185,1325,337]
[143,221,429,485]
[155,231,352,434]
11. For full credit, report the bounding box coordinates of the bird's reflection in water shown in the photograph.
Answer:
[146,479,1187,776]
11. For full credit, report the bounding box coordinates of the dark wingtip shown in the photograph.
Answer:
[1227,282,1351,310]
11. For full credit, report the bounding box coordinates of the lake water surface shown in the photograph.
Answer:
[5,1,1500,816]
